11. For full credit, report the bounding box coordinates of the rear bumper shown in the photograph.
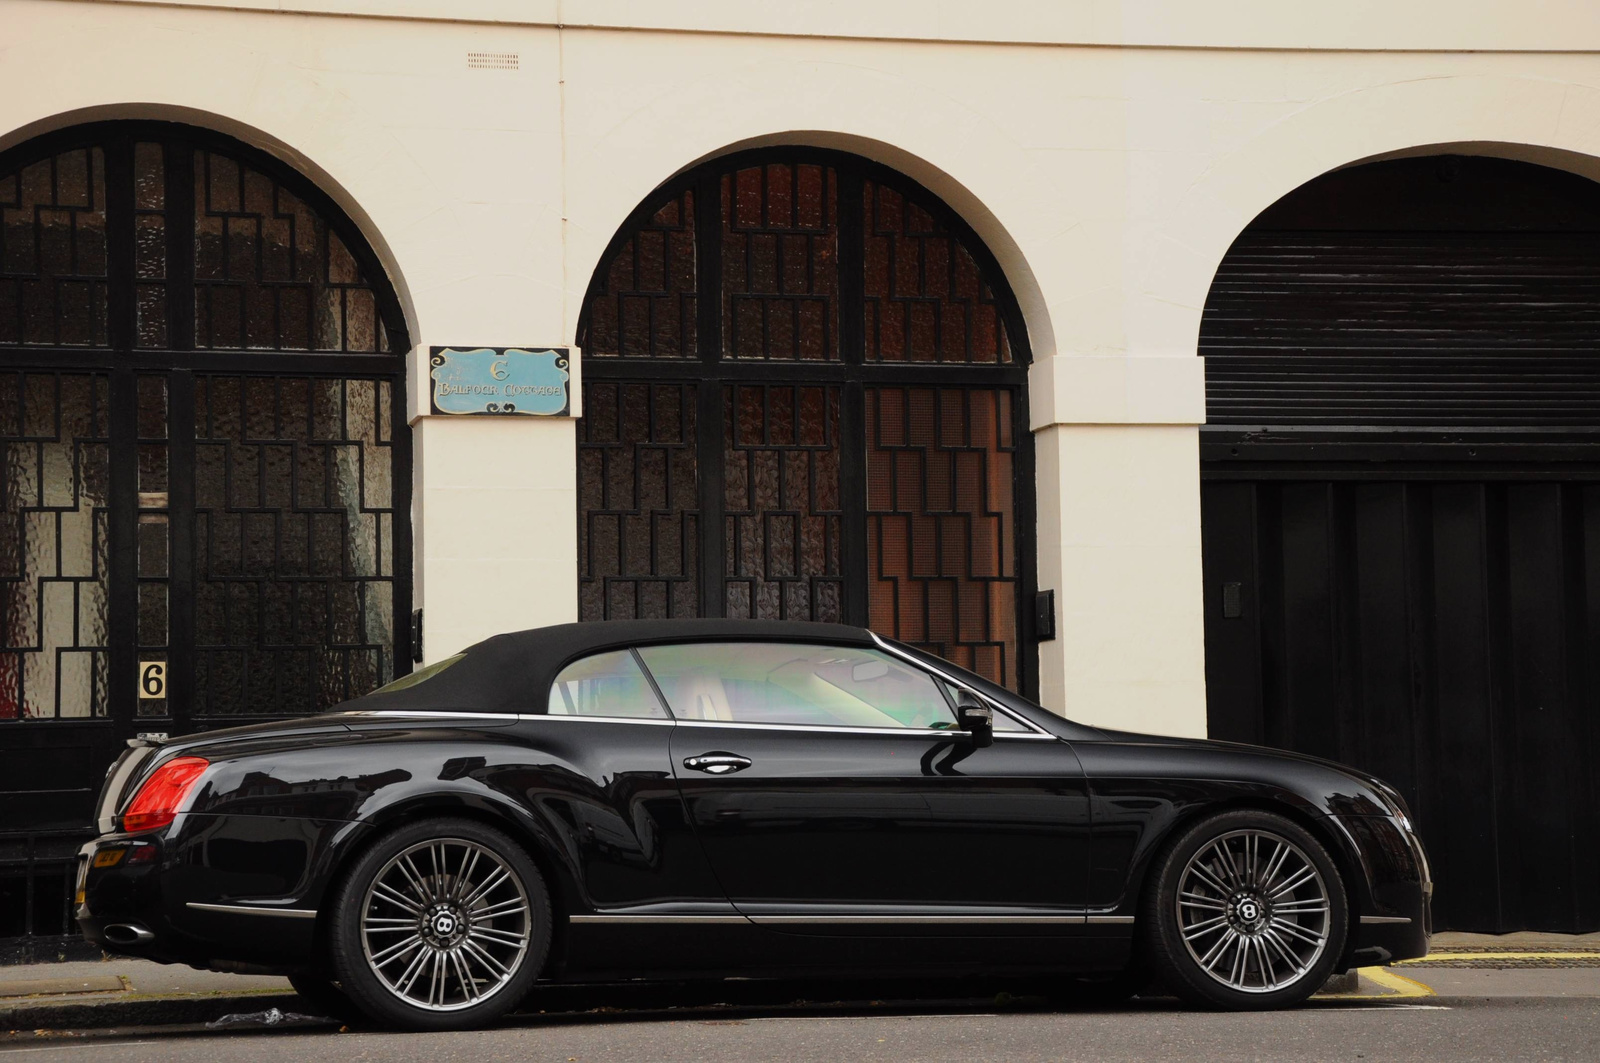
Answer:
[75,816,331,973]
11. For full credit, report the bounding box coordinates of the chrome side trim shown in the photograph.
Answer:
[570,914,750,924]
[1085,915,1137,925]
[345,710,513,720]
[672,719,973,738]
[185,902,318,919]
[520,714,674,725]
[348,710,677,725]
[1359,915,1413,925]
[750,914,1086,925]
[350,710,1035,737]
[573,911,1093,925]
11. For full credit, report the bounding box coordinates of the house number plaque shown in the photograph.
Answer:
[138,661,167,699]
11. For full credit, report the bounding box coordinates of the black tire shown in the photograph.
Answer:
[287,972,360,1022]
[1141,809,1348,1010]
[328,817,552,1031]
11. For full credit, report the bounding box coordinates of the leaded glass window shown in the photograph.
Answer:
[577,150,1034,693]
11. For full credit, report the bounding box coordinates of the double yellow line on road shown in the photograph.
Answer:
[1359,967,1436,997]
[1334,950,1600,1000]
[1312,966,1434,1000]
[1397,952,1600,963]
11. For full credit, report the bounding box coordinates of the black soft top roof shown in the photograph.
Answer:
[344,619,875,716]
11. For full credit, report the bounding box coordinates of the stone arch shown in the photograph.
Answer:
[1155,75,1600,358]
[0,90,432,348]
[562,58,1064,362]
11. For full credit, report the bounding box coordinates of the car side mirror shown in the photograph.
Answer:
[954,692,994,748]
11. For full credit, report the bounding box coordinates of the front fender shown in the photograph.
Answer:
[1072,739,1420,925]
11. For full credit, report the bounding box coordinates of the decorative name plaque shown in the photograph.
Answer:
[428,347,571,416]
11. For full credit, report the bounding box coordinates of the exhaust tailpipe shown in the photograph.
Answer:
[103,923,154,946]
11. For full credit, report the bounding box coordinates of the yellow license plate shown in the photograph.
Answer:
[92,849,124,868]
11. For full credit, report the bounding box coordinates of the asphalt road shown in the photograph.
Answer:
[4,982,1598,1063]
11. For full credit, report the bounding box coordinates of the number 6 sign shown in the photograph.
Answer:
[139,661,167,699]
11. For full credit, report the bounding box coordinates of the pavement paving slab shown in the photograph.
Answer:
[0,975,125,999]
[0,958,287,1003]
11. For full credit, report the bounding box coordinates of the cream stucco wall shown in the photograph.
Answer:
[9,0,1600,735]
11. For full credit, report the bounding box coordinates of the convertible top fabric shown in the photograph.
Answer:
[343,619,874,716]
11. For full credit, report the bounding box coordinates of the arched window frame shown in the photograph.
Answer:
[576,148,1038,695]
[0,120,410,367]
[0,118,413,722]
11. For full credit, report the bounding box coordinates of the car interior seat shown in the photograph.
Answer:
[670,670,734,721]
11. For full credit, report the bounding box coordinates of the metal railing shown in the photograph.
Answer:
[0,828,100,964]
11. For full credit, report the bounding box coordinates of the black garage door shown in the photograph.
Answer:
[1200,155,1600,933]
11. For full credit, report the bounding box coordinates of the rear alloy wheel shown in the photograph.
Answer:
[1144,810,1347,1009]
[329,818,551,1030]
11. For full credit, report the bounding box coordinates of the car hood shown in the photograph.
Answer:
[1083,726,1408,818]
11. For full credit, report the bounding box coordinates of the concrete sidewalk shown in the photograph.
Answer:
[0,958,297,1030]
[3,934,1598,1032]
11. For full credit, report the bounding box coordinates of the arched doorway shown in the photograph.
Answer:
[0,121,410,947]
[1200,154,1600,932]
[576,149,1036,694]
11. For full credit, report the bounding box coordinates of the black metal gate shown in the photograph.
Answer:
[0,122,410,957]
[575,151,1037,695]
[1200,155,1600,932]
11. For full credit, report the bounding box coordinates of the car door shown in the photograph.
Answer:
[503,648,752,976]
[638,640,1093,936]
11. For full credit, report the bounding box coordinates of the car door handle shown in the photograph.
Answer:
[683,752,752,775]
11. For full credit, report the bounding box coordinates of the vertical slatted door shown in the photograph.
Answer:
[1201,155,1600,931]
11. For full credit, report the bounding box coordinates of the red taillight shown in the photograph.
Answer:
[122,756,208,834]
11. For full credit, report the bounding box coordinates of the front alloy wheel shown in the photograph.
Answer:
[330,818,551,1029]
[1145,810,1347,1009]
[1176,830,1331,993]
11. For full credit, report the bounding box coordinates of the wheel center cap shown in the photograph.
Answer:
[1228,891,1269,933]
[423,903,465,945]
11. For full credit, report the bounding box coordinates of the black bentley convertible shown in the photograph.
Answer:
[76,619,1431,1029]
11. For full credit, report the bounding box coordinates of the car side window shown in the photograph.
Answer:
[635,642,959,730]
[548,650,670,719]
